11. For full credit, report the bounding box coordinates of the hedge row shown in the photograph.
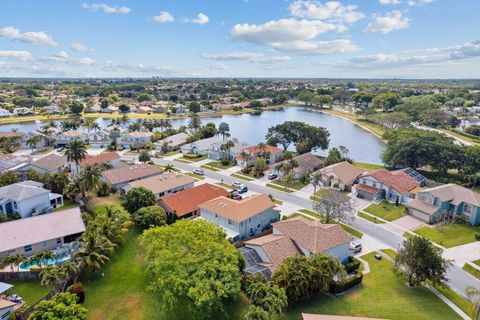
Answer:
[345,257,361,274]
[331,271,363,294]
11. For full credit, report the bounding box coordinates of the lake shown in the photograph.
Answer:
[0,107,386,164]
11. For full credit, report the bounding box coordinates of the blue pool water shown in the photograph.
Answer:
[20,256,70,270]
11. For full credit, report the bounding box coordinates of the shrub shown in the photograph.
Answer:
[183,153,201,159]
[134,205,167,230]
[475,232,480,241]
[221,158,231,166]
[96,182,111,197]
[345,257,361,274]
[330,271,363,294]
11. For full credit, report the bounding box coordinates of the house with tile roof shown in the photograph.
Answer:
[199,194,280,242]
[55,130,86,146]
[180,136,223,155]
[208,140,250,161]
[121,172,195,199]
[159,183,228,219]
[270,152,323,180]
[0,207,85,259]
[0,181,64,219]
[101,164,164,189]
[88,130,111,148]
[0,154,31,174]
[240,216,352,278]
[154,132,189,152]
[22,153,68,175]
[354,168,421,204]
[406,184,480,225]
[236,144,283,167]
[71,152,121,176]
[119,131,153,149]
[317,161,365,192]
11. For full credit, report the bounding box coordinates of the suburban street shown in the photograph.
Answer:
[120,153,480,298]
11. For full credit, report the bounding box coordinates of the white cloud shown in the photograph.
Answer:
[0,26,58,47]
[72,57,96,66]
[54,51,69,59]
[153,11,175,23]
[82,3,131,14]
[231,19,358,55]
[379,0,401,4]
[0,50,32,61]
[364,10,410,34]
[289,0,364,24]
[70,42,89,52]
[201,51,290,63]
[190,13,210,25]
[407,0,434,6]
[207,63,229,70]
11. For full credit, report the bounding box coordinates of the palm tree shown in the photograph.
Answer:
[164,164,175,172]
[75,232,115,272]
[0,255,18,272]
[244,306,268,320]
[311,172,323,196]
[11,254,28,271]
[240,150,252,170]
[78,165,101,198]
[188,115,202,134]
[221,140,235,160]
[40,265,64,292]
[261,285,288,316]
[119,114,129,128]
[466,286,480,320]
[26,135,42,153]
[65,139,87,174]
[256,142,268,159]
[32,250,55,268]
[158,119,172,132]
[82,118,96,137]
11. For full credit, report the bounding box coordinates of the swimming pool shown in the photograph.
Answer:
[20,256,71,270]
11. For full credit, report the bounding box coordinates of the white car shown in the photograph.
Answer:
[349,242,362,253]
[232,181,243,189]
[193,168,204,175]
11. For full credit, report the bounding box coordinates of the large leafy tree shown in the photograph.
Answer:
[312,189,356,223]
[28,292,87,320]
[124,187,156,214]
[133,205,167,230]
[395,236,451,287]
[266,121,329,153]
[372,92,401,111]
[272,253,344,303]
[141,219,242,318]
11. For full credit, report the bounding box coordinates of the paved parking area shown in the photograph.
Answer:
[392,215,425,230]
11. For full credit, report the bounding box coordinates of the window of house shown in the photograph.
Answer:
[240,222,243,226]
[56,238,62,244]
[257,224,261,228]
[2,311,11,319]
[228,219,233,225]
[41,241,48,247]
[24,245,32,253]
[464,204,473,214]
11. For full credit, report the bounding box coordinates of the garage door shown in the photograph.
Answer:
[410,209,429,222]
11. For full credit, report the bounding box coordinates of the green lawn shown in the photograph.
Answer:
[7,280,50,310]
[413,223,480,248]
[358,211,384,224]
[473,259,480,267]
[462,263,480,280]
[181,154,208,162]
[231,173,254,181]
[364,202,406,221]
[353,162,384,170]
[381,248,397,260]
[280,252,462,320]
[53,199,79,212]
[203,161,235,170]
[185,172,206,180]
[266,183,294,193]
[434,285,475,319]
[200,164,222,171]
[87,193,123,208]
[269,179,305,191]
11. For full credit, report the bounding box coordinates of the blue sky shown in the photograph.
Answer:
[0,0,479,78]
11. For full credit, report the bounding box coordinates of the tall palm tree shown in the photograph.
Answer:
[12,254,29,271]
[78,165,101,198]
[65,139,87,174]
[188,115,202,134]
[0,255,18,272]
[119,114,129,128]
[256,142,268,159]
[467,286,480,320]
[40,265,64,292]
[311,172,323,196]
[240,150,251,170]
[75,232,115,272]
[94,205,132,245]
[32,250,55,268]
[82,118,96,137]
[221,140,235,160]
[26,135,42,153]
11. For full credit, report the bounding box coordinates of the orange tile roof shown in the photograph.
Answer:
[236,145,283,160]
[199,194,275,222]
[362,169,419,194]
[160,183,228,217]
[80,152,120,167]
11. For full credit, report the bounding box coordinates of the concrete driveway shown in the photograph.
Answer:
[393,215,426,230]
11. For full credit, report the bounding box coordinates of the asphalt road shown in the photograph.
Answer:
[126,154,480,298]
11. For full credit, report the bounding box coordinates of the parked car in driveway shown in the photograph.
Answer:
[56,147,64,152]
[237,186,248,194]
[193,168,204,175]
[349,242,362,253]
[267,173,278,180]
[232,181,242,189]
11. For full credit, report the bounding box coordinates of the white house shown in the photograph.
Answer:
[0,282,15,320]
[208,140,249,161]
[55,130,86,146]
[0,109,12,118]
[88,130,111,148]
[0,208,85,259]
[0,181,64,219]
[154,132,189,151]
[180,136,223,155]
[120,131,153,149]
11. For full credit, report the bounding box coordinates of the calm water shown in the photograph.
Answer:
[0,107,385,164]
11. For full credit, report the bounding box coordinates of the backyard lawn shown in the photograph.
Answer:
[364,202,406,221]
[413,223,480,248]
[7,280,50,310]
[353,162,384,170]
[53,199,79,212]
[87,193,123,207]
[280,252,463,320]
